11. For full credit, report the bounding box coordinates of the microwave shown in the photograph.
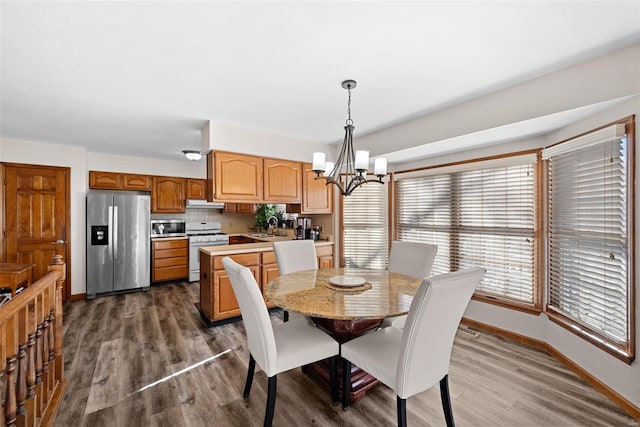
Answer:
[151,219,186,238]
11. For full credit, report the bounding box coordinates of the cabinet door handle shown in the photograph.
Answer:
[50,240,67,245]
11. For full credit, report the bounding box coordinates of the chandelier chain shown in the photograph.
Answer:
[346,86,353,126]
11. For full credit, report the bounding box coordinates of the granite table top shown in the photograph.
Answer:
[264,268,421,321]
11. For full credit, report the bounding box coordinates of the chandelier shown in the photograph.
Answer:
[311,80,387,196]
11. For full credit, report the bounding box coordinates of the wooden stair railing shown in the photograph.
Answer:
[0,255,67,427]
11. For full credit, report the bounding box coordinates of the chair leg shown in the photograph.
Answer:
[283,310,289,322]
[342,358,351,411]
[397,396,407,427]
[264,375,277,427]
[440,375,455,427]
[329,356,339,405]
[243,354,256,398]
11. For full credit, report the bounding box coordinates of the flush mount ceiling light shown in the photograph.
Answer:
[312,80,387,196]
[182,150,202,161]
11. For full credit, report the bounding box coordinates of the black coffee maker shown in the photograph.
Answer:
[295,217,312,239]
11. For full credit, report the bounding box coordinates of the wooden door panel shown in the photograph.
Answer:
[5,165,69,299]
[16,246,58,281]
[264,159,302,203]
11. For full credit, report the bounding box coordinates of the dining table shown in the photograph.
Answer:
[264,267,421,404]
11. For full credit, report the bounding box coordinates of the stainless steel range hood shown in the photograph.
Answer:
[186,199,225,209]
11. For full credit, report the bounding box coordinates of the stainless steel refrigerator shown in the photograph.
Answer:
[86,191,150,298]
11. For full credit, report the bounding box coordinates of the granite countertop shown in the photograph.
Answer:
[200,238,333,256]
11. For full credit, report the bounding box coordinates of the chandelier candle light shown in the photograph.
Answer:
[312,80,387,196]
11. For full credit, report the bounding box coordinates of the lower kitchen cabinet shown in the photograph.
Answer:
[317,245,334,269]
[152,238,188,282]
[199,252,261,323]
[261,251,279,308]
[198,244,334,325]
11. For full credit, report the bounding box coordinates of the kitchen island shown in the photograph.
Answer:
[197,239,334,326]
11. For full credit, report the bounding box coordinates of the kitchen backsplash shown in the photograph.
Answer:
[150,210,255,234]
[151,208,333,236]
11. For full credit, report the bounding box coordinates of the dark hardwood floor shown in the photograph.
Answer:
[55,281,636,426]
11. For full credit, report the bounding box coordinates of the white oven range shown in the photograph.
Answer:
[186,221,229,282]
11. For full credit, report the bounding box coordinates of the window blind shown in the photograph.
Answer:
[342,182,389,270]
[396,155,536,305]
[546,127,630,352]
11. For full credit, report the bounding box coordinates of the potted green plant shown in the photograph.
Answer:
[255,204,276,232]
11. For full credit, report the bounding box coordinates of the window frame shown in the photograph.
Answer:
[543,116,635,364]
[393,150,543,314]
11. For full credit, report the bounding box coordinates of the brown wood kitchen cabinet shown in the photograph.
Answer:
[263,158,302,203]
[199,252,261,323]
[211,151,263,202]
[317,245,334,269]
[186,178,207,199]
[152,238,188,282]
[301,162,333,214]
[207,151,304,204]
[89,171,151,191]
[261,251,279,308]
[198,244,334,325]
[223,203,256,214]
[152,176,186,213]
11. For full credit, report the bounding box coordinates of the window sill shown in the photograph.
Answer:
[546,309,634,365]
[472,293,542,315]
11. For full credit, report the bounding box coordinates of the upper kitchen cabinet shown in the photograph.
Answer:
[301,163,333,214]
[223,203,256,214]
[152,176,186,213]
[263,158,302,203]
[186,178,207,200]
[89,171,151,191]
[210,151,263,202]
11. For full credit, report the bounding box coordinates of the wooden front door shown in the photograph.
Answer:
[4,164,70,300]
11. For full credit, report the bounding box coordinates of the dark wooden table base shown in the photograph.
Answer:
[307,317,382,404]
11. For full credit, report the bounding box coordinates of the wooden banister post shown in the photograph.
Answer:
[49,255,65,381]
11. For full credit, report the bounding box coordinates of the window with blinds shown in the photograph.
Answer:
[544,122,633,359]
[342,182,389,269]
[395,154,537,306]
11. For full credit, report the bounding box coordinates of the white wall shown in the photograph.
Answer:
[201,120,337,163]
[0,140,211,295]
[393,96,640,408]
[88,152,206,178]
[358,43,640,159]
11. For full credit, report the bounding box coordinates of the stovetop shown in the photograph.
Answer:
[187,231,227,236]
[185,221,224,236]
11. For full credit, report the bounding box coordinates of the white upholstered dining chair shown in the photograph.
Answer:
[381,241,438,329]
[272,240,318,322]
[341,267,485,427]
[222,256,339,427]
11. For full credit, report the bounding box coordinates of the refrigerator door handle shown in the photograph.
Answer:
[113,205,119,260]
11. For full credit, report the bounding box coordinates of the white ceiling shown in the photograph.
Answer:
[2,1,640,162]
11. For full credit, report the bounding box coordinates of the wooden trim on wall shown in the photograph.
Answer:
[461,317,640,420]
[69,293,87,302]
[471,294,542,315]
[625,115,636,366]
[534,151,545,310]
[0,163,4,263]
[64,166,72,302]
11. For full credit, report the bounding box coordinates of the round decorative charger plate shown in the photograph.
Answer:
[325,282,372,292]
[329,275,366,287]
